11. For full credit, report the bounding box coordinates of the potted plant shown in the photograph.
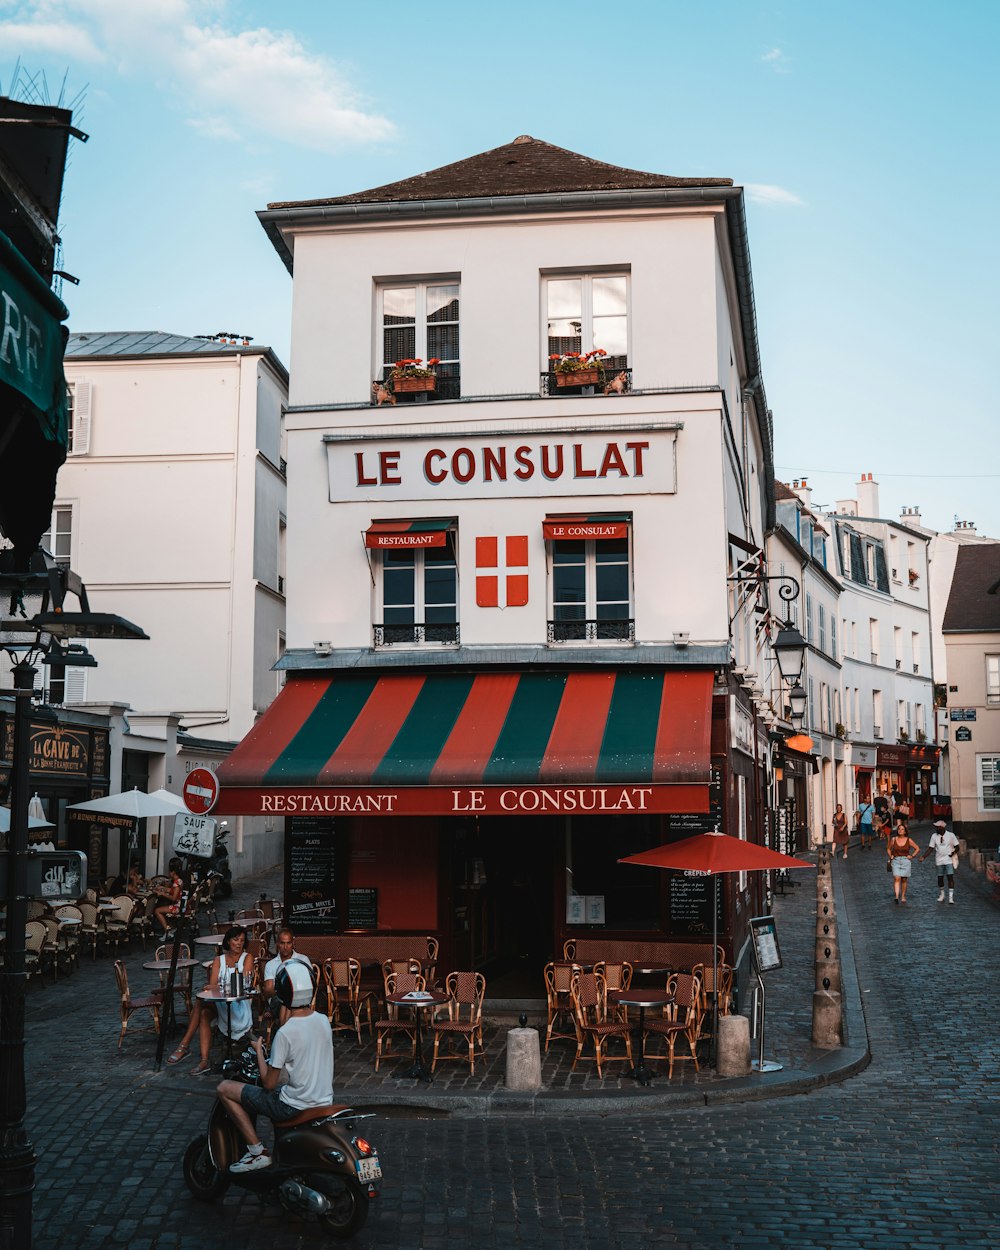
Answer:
[550,348,607,388]
[834,722,847,740]
[908,568,919,585]
[388,357,439,395]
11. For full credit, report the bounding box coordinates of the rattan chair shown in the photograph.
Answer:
[543,960,582,1052]
[691,961,733,1043]
[76,900,102,960]
[155,943,194,1017]
[325,958,375,1044]
[24,919,48,984]
[569,970,633,1077]
[113,959,161,1049]
[643,971,704,1078]
[54,904,83,969]
[430,971,486,1075]
[374,971,424,1071]
[593,960,633,1023]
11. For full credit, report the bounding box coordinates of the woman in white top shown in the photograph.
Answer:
[168,926,254,1075]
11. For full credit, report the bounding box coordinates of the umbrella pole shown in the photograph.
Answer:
[712,876,719,1065]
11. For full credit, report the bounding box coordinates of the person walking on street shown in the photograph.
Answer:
[832,803,850,859]
[920,819,960,903]
[857,798,875,850]
[888,822,920,904]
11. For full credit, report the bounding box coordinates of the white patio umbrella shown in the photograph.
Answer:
[0,806,56,833]
[68,787,187,819]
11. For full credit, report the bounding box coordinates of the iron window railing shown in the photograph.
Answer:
[547,618,635,644]
[540,367,632,397]
[374,369,461,404]
[374,622,459,647]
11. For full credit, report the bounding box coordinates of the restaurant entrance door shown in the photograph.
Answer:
[449,816,556,992]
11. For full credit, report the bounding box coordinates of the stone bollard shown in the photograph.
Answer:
[816,917,838,943]
[716,1013,751,1076]
[815,958,842,995]
[817,899,836,923]
[505,1026,542,1091]
[812,989,843,1047]
[815,935,838,965]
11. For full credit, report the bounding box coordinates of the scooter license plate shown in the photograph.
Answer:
[356,1156,382,1183]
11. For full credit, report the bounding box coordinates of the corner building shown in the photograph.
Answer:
[218,137,782,987]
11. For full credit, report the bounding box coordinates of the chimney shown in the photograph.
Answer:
[856,472,880,518]
[791,477,812,508]
[900,505,922,527]
[836,498,858,516]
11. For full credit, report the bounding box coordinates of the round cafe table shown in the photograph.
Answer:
[385,989,450,1082]
[609,988,673,1086]
[143,957,200,973]
[193,934,226,947]
[196,986,254,1065]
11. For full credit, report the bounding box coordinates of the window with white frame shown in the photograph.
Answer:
[898,699,907,738]
[977,756,1000,810]
[808,677,816,730]
[818,603,826,653]
[873,689,883,737]
[375,542,458,646]
[830,613,837,661]
[66,381,92,455]
[911,631,920,673]
[986,655,1000,705]
[894,626,903,669]
[869,618,879,664]
[916,703,925,739]
[545,273,628,371]
[805,593,814,644]
[378,280,460,395]
[35,646,89,706]
[41,505,72,566]
[548,530,632,643]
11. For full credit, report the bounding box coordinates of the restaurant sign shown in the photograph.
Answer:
[28,725,91,777]
[218,783,709,819]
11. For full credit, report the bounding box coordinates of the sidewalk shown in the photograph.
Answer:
[49,843,871,1118]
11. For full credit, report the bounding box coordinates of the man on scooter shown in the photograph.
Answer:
[216,961,333,1173]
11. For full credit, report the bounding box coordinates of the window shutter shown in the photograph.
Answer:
[64,667,88,703]
[70,381,92,454]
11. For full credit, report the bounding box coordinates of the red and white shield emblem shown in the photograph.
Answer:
[475,536,528,607]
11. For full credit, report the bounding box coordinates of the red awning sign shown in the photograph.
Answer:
[183,767,219,815]
[543,518,629,541]
[364,519,451,549]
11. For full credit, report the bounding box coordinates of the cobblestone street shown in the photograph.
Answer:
[24,831,999,1248]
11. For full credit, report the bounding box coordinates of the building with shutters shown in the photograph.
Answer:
[217,136,788,984]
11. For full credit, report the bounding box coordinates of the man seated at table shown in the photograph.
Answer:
[262,928,313,997]
[217,961,333,1173]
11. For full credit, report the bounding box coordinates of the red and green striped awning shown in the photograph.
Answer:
[543,514,630,540]
[364,518,453,549]
[217,669,713,818]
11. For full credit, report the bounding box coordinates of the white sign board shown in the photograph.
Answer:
[172,814,216,860]
[327,429,678,502]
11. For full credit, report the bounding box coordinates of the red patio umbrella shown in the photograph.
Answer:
[620,831,814,1059]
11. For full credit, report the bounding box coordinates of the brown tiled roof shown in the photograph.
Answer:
[267,135,733,210]
[774,480,798,502]
[942,544,1000,632]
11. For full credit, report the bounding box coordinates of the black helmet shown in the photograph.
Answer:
[275,960,314,1009]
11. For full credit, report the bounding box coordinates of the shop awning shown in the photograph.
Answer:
[543,514,630,540]
[217,668,713,817]
[364,518,453,549]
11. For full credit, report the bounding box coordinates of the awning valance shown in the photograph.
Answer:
[364,518,453,549]
[217,668,713,817]
[543,514,630,541]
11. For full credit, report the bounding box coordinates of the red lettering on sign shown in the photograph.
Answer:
[483,446,507,482]
[379,450,401,484]
[540,444,564,480]
[452,448,475,483]
[600,443,628,477]
[424,449,447,484]
[513,446,534,480]
[355,452,377,487]
[573,444,597,478]
[625,440,649,475]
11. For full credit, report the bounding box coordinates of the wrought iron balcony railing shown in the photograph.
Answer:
[373,371,462,405]
[374,622,459,647]
[547,618,635,644]
[540,367,632,397]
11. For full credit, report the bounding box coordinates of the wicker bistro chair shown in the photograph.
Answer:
[113,959,162,1049]
[76,900,103,960]
[325,958,376,1044]
[38,916,68,980]
[24,919,49,984]
[569,970,633,1077]
[374,971,425,1071]
[642,972,704,1078]
[424,937,440,988]
[691,961,733,1043]
[103,894,136,953]
[54,904,83,969]
[155,943,194,1017]
[430,971,486,1075]
[543,961,583,1052]
[593,960,633,1023]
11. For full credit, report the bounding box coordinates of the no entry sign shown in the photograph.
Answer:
[183,767,219,815]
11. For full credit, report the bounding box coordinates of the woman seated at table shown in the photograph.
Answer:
[153,858,184,938]
[167,926,254,1075]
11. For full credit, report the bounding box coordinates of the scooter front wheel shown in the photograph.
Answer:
[183,1133,230,1201]
[311,1174,369,1240]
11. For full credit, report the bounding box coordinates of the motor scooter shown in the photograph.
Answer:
[182,1044,381,1239]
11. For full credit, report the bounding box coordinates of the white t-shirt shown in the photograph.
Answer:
[927,828,960,867]
[269,1010,334,1111]
[263,951,312,986]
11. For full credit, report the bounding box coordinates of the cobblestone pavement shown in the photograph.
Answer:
[24,827,999,1248]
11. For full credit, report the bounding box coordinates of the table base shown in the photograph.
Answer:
[751,1058,783,1073]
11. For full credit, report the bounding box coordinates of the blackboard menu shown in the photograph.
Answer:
[668,872,723,935]
[286,816,337,933]
[347,887,378,929]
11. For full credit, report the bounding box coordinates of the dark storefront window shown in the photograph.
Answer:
[567,815,661,930]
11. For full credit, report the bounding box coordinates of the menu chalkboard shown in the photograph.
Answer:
[347,887,378,930]
[286,816,337,933]
[668,872,723,935]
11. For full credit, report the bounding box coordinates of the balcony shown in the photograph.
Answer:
[373,370,461,405]
[540,367,632,397]
[373,622,459,647]
[547,618,635,644]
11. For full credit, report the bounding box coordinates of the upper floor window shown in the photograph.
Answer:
[41,505,73,566]
[987,655,1000,705]
[546,516,633,643]
[368,519,458,647]
[545,273,628,370]
[65,381,92,455]
[378,281,460,399]
[818,603,826,653]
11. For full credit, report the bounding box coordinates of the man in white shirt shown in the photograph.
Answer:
[263,928,313,996]
[217,961,334,1173]
[920,819,961,903]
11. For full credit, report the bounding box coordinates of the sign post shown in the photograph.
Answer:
[748,914,783,1073]
[182,767,219,815]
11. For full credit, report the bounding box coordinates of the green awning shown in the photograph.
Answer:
[0,230,69,446]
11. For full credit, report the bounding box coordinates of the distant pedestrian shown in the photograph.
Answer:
[887,823,920,904]
[857,798,875,850]
[920,819,960,904]
[874,791,891,826]
[832,804,850,859]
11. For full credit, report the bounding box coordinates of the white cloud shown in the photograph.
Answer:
[0,1,395,151]
[744,183,805,208]
[761,46,791,73]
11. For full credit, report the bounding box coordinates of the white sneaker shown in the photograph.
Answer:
[948,895,955,904]
[230,1149,271,1173]
[937,891,945,903]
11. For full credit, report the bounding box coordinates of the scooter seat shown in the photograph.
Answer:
[274,1103,351,1131]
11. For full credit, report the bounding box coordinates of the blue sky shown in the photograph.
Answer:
[2,0,997,537]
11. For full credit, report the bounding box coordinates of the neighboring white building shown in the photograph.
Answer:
[218,136,783,976]
[768,480,844,846]
[824,474,937,817]
[33,331,289,878]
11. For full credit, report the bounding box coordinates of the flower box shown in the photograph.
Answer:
[555,368,600,388]
[394,375,437,394]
